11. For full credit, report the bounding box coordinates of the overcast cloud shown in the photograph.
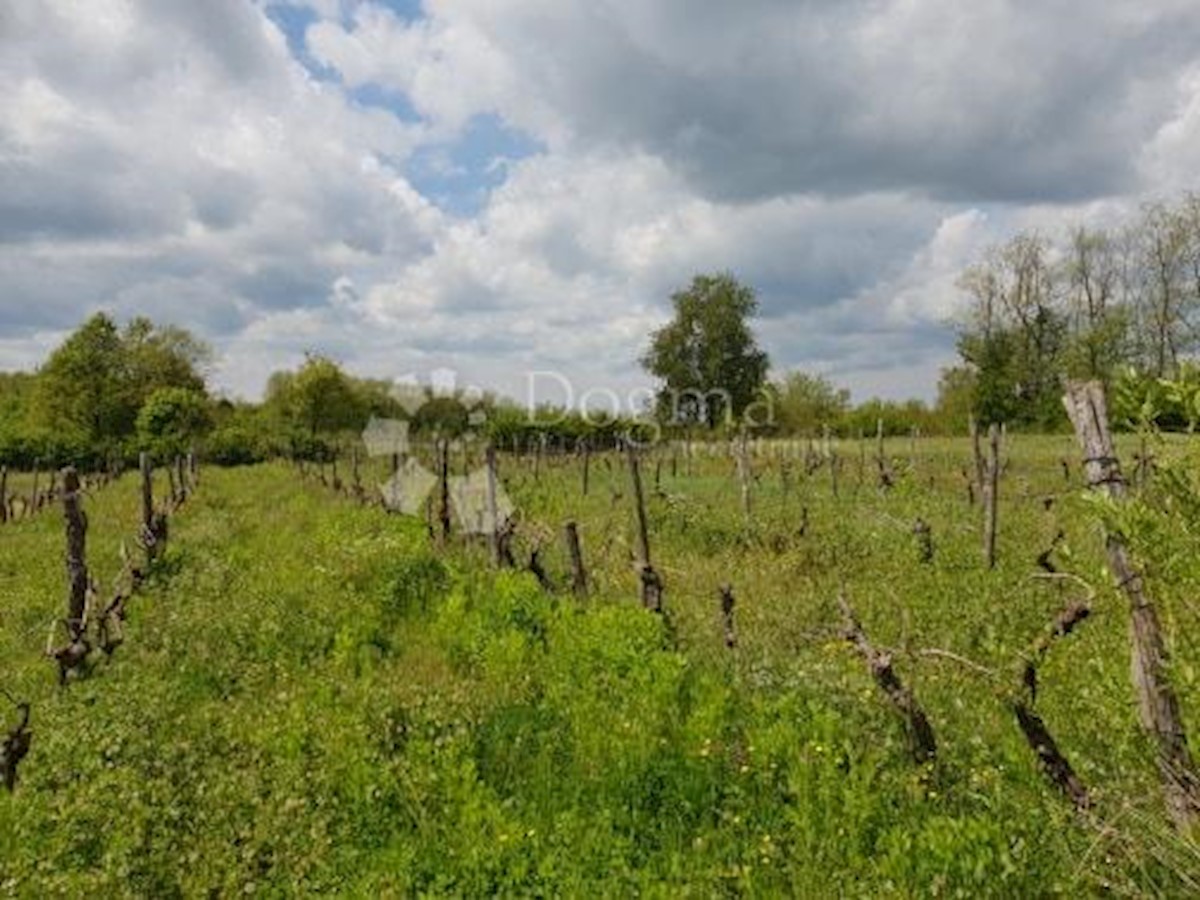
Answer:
[2,0,1199,403]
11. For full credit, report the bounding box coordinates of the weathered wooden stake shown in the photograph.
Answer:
[62,468,88,639]
[1,699,31,791]
[565,520,587,596]
[720,584,737,649]
[625,438,662,611]
[735,432,752,520]
[29,462,40,515]
[627,439,651,570]
[175,455,187,502]
[913,518,933,564]
[438,438,452,546]
[1063,380,1200,828]
[581,440,591,496]
[982,423,1000,569]
[0,466,7,525]
[829,445,839,498]
[970,416,985,497]
[140,453,155,564]
[486,444,501,567]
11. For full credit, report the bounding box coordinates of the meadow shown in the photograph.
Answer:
[2,431,1200,896]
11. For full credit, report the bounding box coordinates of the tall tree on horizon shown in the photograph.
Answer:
[641,273,770,429]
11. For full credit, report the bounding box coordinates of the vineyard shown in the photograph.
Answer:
[3,396,1200,895]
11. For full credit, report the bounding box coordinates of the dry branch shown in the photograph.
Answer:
[838,592,936,764]
[1011,600,1093,811]
[1,696,31,792]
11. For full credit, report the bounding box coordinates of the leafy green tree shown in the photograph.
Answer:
[136,387,212,460]
[411,395,471,438]
[641,273,770,429]
[773,371,849,434]
[933,366,977,433]
[957,329,1019,426]
[31,313,132,450]
[122,317,210,412]
[286,354,364,438]
[1061,226,1128,383]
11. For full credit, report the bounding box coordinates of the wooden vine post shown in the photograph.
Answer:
[720,584,737,649]
[485,444,501,567]
[63,468,88,639]
[1063,380,1200,828]
[437,438,451,547]
[0,465,7,524]
[176,455,187,503]
[139,452,156,565]
[625,438,663,612]
[828,429,839,499]
[982,423,1000,569]
[735,431,752,521]
[1,697,31,791]
[564,520,587,596]
[970,416,985,499]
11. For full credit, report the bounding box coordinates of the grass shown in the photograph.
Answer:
[1,435,1199,895]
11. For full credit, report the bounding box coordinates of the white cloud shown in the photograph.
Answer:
[3,0,1200,404]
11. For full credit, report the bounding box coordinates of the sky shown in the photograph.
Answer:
[2,0,1199,409]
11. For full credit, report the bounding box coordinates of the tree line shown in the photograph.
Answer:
[943,191,1200,429]
[9,206,1198,472]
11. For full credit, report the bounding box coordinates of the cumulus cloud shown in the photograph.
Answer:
[2,0,1200,403]
[310,0,1200,203]
[0,0,435,342]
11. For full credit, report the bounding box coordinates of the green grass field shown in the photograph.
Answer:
[2,435,1200,895]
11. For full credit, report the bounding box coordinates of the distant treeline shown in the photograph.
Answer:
[942,191,1200,430]
[6,264,1193,470]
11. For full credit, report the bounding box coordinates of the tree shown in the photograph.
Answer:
[285,354,363,438]
[933,366,977,433]
[31,313,132,450]
[641,273,770,429]
[955,233,1067,427]
[136,387,212,460]
[1061,225,1128,383]
[122,317,210,413]
[1132,202,1192,378]
[773,371,849,434]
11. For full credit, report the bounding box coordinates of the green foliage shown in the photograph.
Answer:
[842,397,937,438]
[2,446,1198,894]
[30,313,131,453]
[933,366,977,433]
[772,371,849,434]
[3,313,210,467]
[136,387,212,460]
[642,273,770,429]
[273,353,365,440]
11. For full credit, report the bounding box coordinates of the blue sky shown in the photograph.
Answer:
[263,1,544,216]
[1,0,1198,404]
